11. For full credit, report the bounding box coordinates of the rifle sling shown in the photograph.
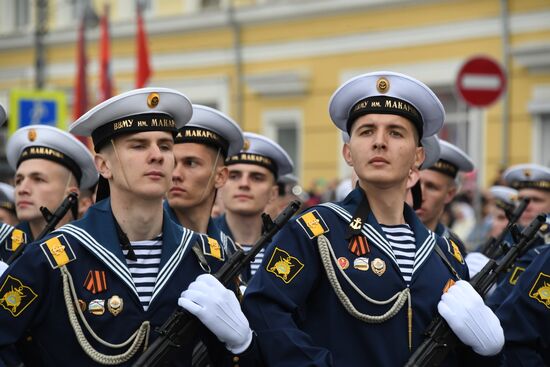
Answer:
[433,244,462,280]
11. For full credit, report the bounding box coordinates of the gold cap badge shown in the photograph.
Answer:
[523,169,531,178]
[242,139,250,151]
[377,77,390,94]
[147,92,160,108]
[27,129,37,142]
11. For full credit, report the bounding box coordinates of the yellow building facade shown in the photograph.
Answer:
[0,0,549,187]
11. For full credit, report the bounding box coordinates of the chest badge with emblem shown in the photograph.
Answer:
[354,257,369,271]
[88,299,105,315]
[338,257,349,270]
[107,295,123,316]
[266,247,305,284]
[371,258,386,276]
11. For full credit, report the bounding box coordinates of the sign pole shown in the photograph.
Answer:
[35,0,48,89]
[500,0,511,167]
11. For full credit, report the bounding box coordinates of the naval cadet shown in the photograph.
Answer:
[243,71,504,366]
[214,132,293,282]
[164,105,246,367]
[0,125,98,262]
[0,181,14,273]
[487,185,519,240]
[0,183,17,227]
[485,164,550,310]
[0,104,16,254]
[0,88,259,366]
[265,174,302,219]
[416,138,474,255]
[465,185,518,280]
[165,104,243,254]
[494,243,550,365]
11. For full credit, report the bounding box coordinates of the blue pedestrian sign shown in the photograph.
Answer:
[8,89,67,135]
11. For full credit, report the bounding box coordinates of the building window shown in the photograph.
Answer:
[432,87,470,153]
[15,0,31,30]
[534,114,550,166]
[201,0,221,9]
[263,109,302,178]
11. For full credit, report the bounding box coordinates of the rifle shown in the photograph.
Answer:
[405,214,546,367]
[7,191,79,265]
[481,197,529,258]
[133,200,302,367]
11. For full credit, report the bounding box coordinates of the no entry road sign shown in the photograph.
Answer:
[456,56,506,107]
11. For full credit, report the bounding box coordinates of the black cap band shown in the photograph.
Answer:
[0,201,14,213]
[92,113,177,152]
[429,159,459,179]
[494,198,515,213]
[226,153,278,177]
[17,146,83,185]
[511,180,550,191]
[175,127,230,157]
[347,96,423,138]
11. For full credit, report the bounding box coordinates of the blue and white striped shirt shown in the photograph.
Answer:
[380,224,416,284]
[123,238,162,311]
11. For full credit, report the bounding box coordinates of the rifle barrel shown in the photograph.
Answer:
[133,200,301,367]
[7,192,79,265]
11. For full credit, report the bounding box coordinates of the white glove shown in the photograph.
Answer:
[0,261,8,277]
[438,280,504,356]
[465,252,490,279]
[178,274,253,354]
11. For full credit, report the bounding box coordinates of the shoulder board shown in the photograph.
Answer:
[39,234,76,269]
[7,229,27,252]
[202,235,225,261]
[296,209,329,239]
[443,237,465,265]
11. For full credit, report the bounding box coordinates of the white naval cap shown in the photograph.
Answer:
[329,71,445,138]
[503,163,550,191]
[341,131,350,144]
[427,139,474,178]
[226,132,294,178]
[175,104,244,157]
[419,135,441,170]
[6,125,98,190]
[278,173,298,185]
[70,87,193,152]
[0,182,15,213]
[489,185,518,211]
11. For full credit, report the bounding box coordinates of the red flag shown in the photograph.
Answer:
[72,13,90,147]
[73,15,88,121]
[136,3,151,88]
[98,4,113,102]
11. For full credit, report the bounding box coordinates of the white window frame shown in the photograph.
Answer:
[262,109,303,179]
[55,0,80,29]
[529,85,550,165]
[185,0,229,13]
[1,0,32,34]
